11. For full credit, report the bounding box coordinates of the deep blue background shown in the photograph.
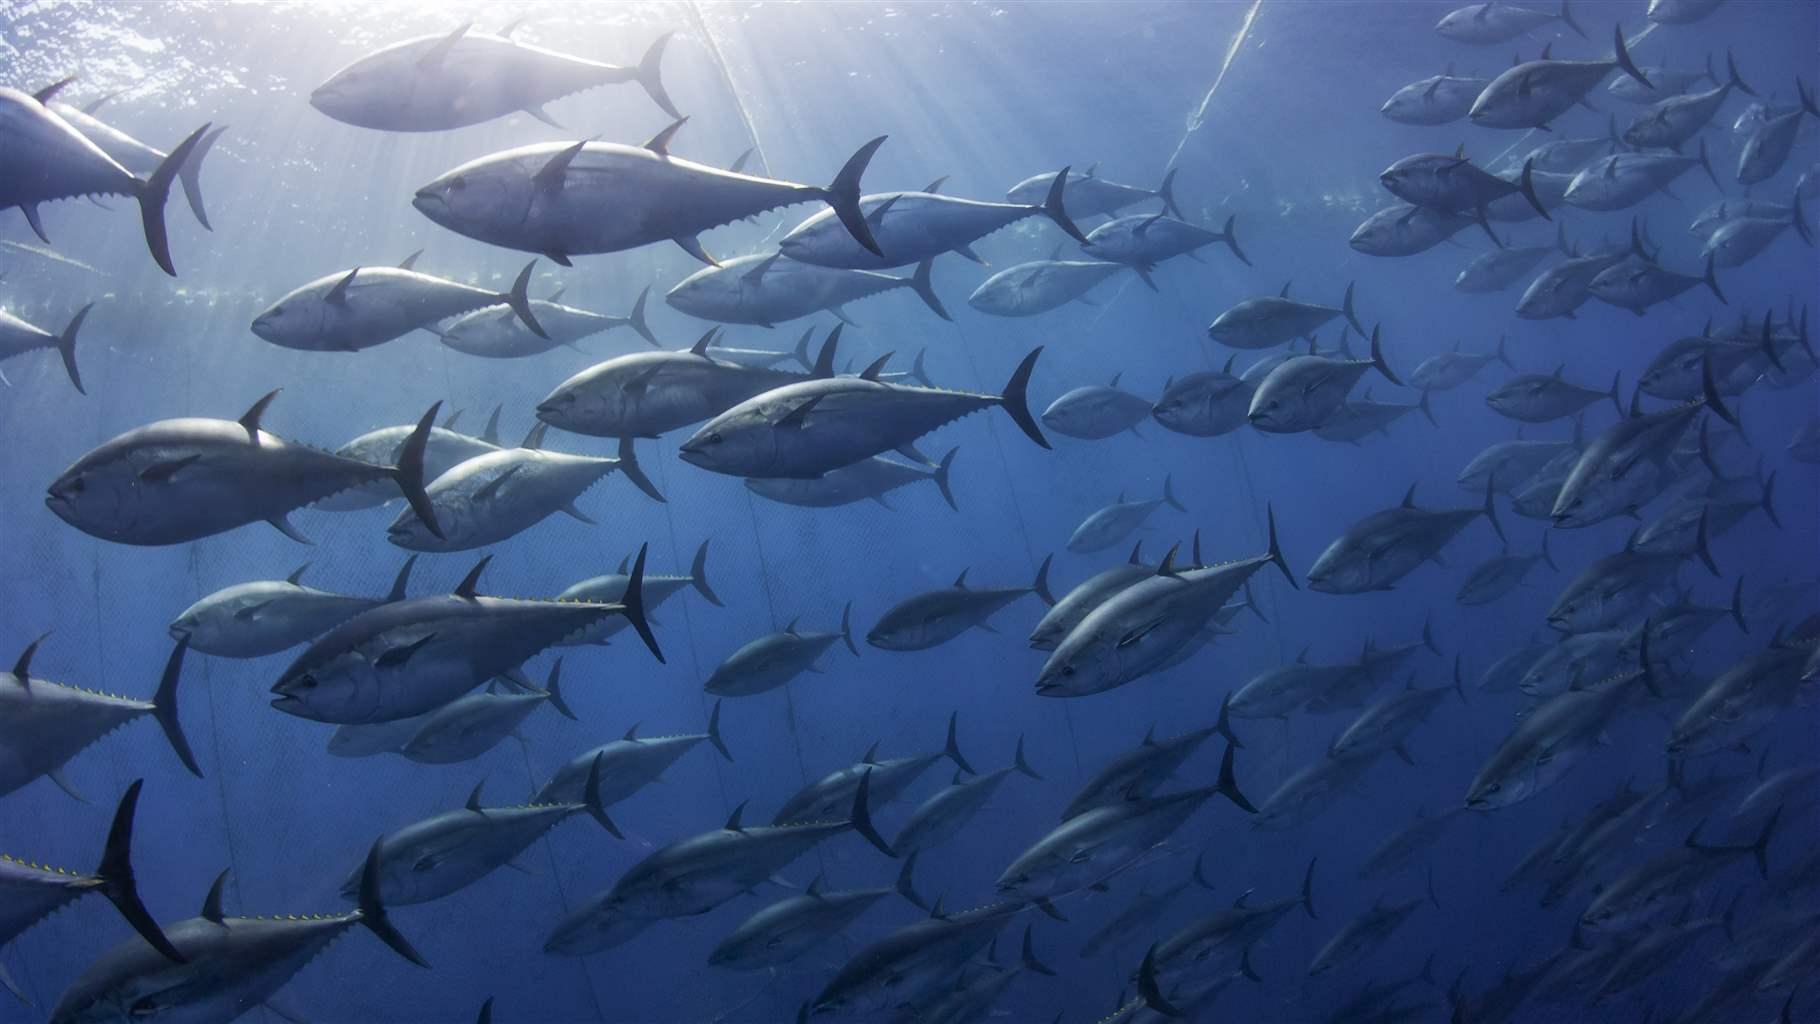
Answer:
[0,2,1815,1021]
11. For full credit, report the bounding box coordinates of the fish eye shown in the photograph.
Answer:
[296,674,318,690]
[707,432,723,445]
[68,477,86,493]
[1486,783,1502,794]
[1061,666,1076,676]
[450,176,468,191]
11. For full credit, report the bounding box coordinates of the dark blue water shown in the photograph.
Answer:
[1,1,1816,1022]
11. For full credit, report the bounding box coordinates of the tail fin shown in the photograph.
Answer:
[1482,479,1506,544]
[1750,805,1783,879]
[501,261,548,338]
[618,544,664,663]
[1759,472,1780,529]
[1518,158,1551,220]
[1161,474,1186,513]
[633,33,680,120]
[1340,281,1367,337]
[615,436,664,503]
[824,136,888,258]
[707,699,733,762]
[689,539,723,606]
[1700,353,1738,426]
[1723,50,1756,97]
[96,780,186,963]
[942,711,975,775]
[1539,530,1558,572]
[1369,325,1403,386]
[1012,734,1043,780]
[1729,576,1749,635]
[1451,655,1470,704]
[1264,503,1297,589]
[543,659,577,722]
[1607,370,1624,418]
[1611,24,1650,89]
[151,639,201,778]
[176,125,227,231]
[580,752,623,837]
[356,838,431,967]
[56,302,91,394]
[1038,167,1089,244]
[1032,554,1056,607]
[1138,945,1185,1018]
[1215,742,1256,813]
[1216,690,1243,749]
[1559,0,1585,38]
[1416,388,1437,427]
[1702,253,1726,304]
[1300,857,1320,919]
[849,768,896,857]
[625,285,659,347]
[839,601,857,656]
[1219,214,1251,266]
[1020,925,1056,977]
[931,447,959,511]
[1695,137,1721,192]
[895,852,928,910]
[391,403,445,540]
[791,327,814,370]
[905,258,949,320]
[999,347,1050,448]
[137,122,212,276]
[1154,167,1183,219]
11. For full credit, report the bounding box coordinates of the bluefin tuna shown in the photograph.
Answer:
[170,558,416,659]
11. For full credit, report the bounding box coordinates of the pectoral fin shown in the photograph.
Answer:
[375,633,436,670]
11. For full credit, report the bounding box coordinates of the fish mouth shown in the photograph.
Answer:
[168,622,192,641]
[270,693,302,712]
[411,190,446,219]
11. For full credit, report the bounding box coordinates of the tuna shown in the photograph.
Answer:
[704,604,856,697]
[1563,143,1721,212]
[1456,535,1558,605]
[679,333,1049,479]
[0,780,183,972]
[1248,326,1402,434]
[1380,151,1550,221]
[1041,373,1155,439]
[967,256,1130,317]
[1349,204,1478,256]
[1621,52,1754,151]
[0,303,88,393]
[1151,360,1255,437]
[1382,66,1490,125]
[437,285,658,358]
[747,448,958,510]
[1468,26,1652,131]
[1485,366,1620,423]
[1434,1,1583,45]
[0,81,211,274]
[868,560,1055,651]
[893,738,1043,856]
[665,253,949,326]
[268,547,662,724]
[555,540,722,646]
[1413,337,1514,391]
[309,26,678,130]
[1059,704,1238,821]
[533,701,732,807]
[170,557,417,659]
[413,121,888,265]
[1552,365,1732,528]
[0,637,200,799]
[386,431,662,553]
[46,393,445,547]
[1213,280,1365,349]
[1305,482,1504,594]
[1006,165,1182,219]
[1080,213,1249,280]
[1067,479,1185,553]
[49,842,427,1024]
[396,662,577,765]
[252,256,548,352]
[708,858,925,970]
[47,99,224,230]
[1736,78,1819,184]
[778,169,1086,270]
[773,713,974,825]
[313,406,503,512]
[1307,877,1438,977]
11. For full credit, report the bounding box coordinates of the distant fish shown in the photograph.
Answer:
[1454,228,1569,293]
[1381,65,1489,125]
[867,561,1054,651]
[1434,1,1584,45]
[1248,326,1402,434]
[1305,482,1504,594]
[1208,281,1366,350]
[1151,359,1255,437]
[704,604,856,698]
[438,285,658,358]
[170,557,416,659]
[1349,204,1479,256]
[1080,213,1248,283]
[1067,479,1185,554]
[1457,535,1558,606]
[315,405,503,512]
[310,25,678,131]
[556,540,722,646]
[1006,165,1182,220]
[893,738,1043,857]
[1562,143,1720,212]
[1411,336,1513,389]
[1646,0,1726,24]
[1610,58,1718,103]
[747,448,958,511]
[534,702,732,808]
[1467,26,1652,131]
[774,713,975,825]
[1041,373,1154,440]
[665,253,948,327]
[967,255,1128,317]
[1485,366,1620,423]
[709,859,923,970]
[1736,79,1819,185]
[1621,51,1754,151]
[397,663,577,765]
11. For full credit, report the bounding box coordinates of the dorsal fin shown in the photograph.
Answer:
[11,633,48,688]
[1191,529,1202,568]
[1400,483,1418,508]
[923,176,948,194]
[724,801,746,832]
[615,554,630,575]
[690,328,719,357]
[859,352,893,381]
[1156,544,1180,577]
[480,404,503,446]
[1142,725,1157,746]
[31,76,77,105]
[643,117,688,156]
[806,873,824,898]
[397,249,423,271]
[465,780,486,813]
[1221,354,1235,375]
[285,563,309,586]
[1135,212,1166,235]
[953,569,970,589]
[784,616,801,634]
[455,556,491,600]
[861,741,881,764]
[622,722,640,741]
[239,389,281,443]
[326,267,358,305]
[201,868,230,924]
[864,193,902,229]
[812,325,841,379]
[1128,540,1144,565]
[418,22,471,68]
[1109,372,1122,388]
[1279,280,1292,298]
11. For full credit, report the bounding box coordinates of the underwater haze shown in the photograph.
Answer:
[1,1,1818,1022]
